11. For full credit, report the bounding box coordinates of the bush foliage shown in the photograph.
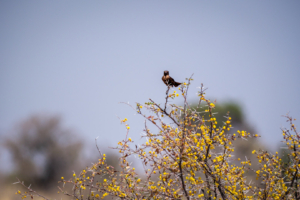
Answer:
[15,77,299,200]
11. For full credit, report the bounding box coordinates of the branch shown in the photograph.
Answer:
[58,186,80,199]
[178,157,190,200]
[164,86,171,109]
[15,178,49,200]
[149,99,180,127]
[281,164,299,199]
[95,137,102,157]
[177,74,194,200]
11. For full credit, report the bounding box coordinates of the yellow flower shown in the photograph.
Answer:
[140,105,143,109]
[61,177,64,180]
[127,126,130,130]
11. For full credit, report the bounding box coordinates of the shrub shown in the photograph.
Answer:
[15,77,299,199]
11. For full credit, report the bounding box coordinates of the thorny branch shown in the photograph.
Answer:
[14,178,49,200]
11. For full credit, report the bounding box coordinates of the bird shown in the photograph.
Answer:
[162,70,182,87]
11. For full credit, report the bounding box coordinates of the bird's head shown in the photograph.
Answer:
[164,70,169,75]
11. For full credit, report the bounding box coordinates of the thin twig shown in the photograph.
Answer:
[95,137,102,157]
[149,99,180,127]
[15,178,50,200]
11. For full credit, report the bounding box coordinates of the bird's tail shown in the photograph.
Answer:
[174,82,182,87]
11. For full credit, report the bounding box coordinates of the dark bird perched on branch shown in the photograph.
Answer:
[162,70,182,87]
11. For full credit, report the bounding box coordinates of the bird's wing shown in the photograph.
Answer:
[168,76,175,85]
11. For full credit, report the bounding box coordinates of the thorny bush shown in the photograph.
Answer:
[15,76,299,200]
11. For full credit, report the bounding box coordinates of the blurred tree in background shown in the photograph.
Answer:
[1,114,122,200]
[4,115,83,189]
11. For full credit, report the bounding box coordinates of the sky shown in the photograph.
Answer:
[1,1,300,171]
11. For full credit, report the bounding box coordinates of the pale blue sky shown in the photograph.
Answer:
[1,1,300,169]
